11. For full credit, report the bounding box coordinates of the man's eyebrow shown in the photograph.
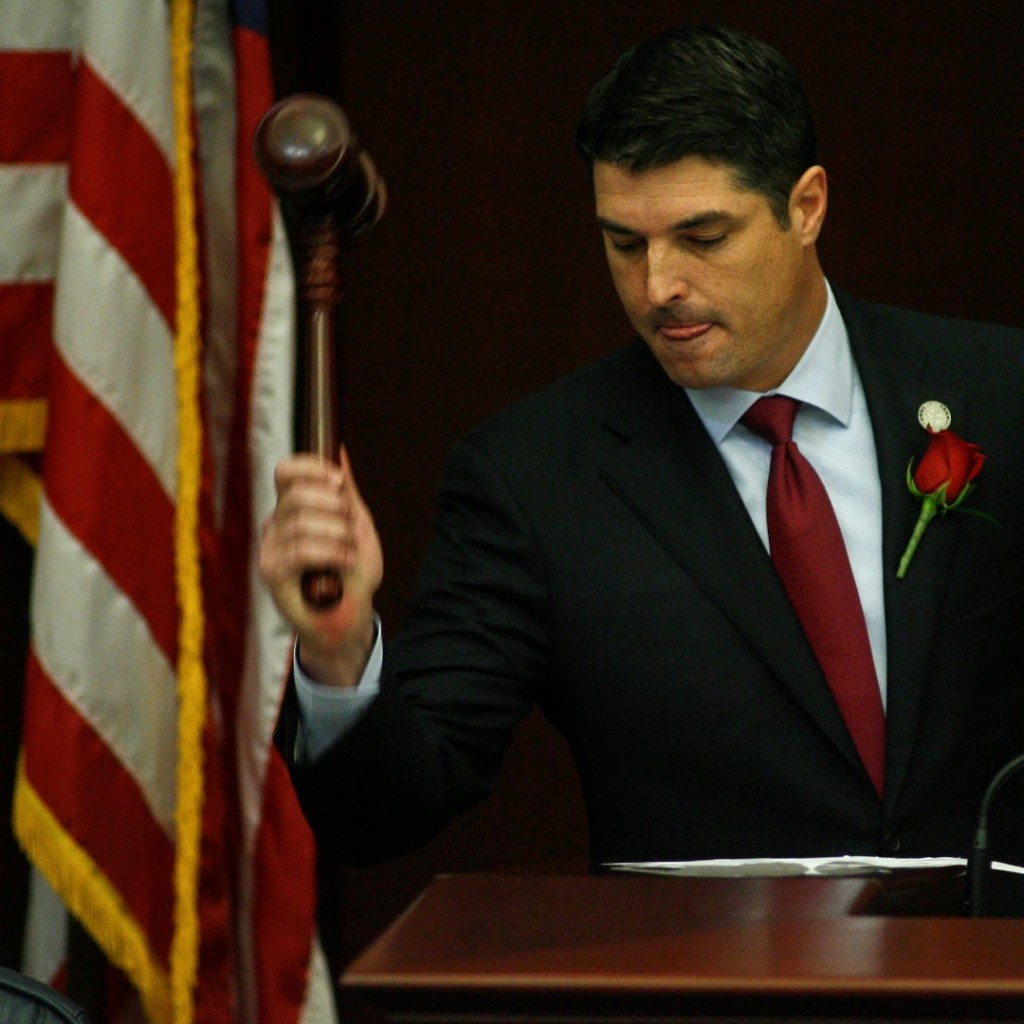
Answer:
[596,211,737,234]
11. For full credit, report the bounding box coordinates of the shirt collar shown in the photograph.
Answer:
[685,282,853,446]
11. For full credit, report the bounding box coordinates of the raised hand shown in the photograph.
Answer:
[259,446,383,687]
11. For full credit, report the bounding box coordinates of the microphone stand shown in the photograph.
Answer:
[965,751,1024,916]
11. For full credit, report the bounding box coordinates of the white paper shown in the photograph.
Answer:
[604,855,1024,877]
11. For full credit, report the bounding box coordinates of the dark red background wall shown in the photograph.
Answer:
[268,0,1023,998]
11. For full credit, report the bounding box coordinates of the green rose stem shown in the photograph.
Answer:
[897,494,940,579]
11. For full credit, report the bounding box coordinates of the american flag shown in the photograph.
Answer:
[3,0,336,1020]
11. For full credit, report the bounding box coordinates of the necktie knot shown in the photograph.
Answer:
[742,395,799,446]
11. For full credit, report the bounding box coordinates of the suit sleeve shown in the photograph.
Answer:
[278,436,550,864]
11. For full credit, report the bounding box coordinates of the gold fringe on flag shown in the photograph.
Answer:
[0,454,43,545]
[169,1,208,1022]
[13,760,173,1023]
[0,398,48,454]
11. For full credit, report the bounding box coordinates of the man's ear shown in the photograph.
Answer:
[790,165,827,243]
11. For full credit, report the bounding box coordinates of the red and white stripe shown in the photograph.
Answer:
[8,0,335,1020]
[0,0,72,452]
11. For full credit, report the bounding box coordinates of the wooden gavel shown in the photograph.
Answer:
[254,94,387,607]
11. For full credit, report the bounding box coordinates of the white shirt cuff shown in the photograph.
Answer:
[292,615,383,762]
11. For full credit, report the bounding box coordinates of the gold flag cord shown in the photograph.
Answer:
[169,0,208,1021]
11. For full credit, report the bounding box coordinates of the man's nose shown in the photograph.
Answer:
[645,246,691,307]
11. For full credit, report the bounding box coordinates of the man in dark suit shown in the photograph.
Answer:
[260,25,1024,868]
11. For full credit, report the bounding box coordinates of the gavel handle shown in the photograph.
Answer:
[300,230,344,608]
[300,328,344,605]
[302,566,343,608]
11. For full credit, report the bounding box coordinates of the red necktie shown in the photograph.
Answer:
[743,395,885,797]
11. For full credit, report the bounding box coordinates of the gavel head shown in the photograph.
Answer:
[253,93,386,245]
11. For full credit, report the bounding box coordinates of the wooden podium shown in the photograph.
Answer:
[342,871,1024,1022]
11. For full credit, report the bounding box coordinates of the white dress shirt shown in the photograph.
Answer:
[685,283,887,702]
[294,282,887,760]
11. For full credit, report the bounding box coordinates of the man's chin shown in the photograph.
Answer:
[644,334,729,390]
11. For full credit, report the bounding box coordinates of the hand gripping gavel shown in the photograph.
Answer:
[254,94,387,607]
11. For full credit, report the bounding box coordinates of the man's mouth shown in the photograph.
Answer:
[657,321,714,341]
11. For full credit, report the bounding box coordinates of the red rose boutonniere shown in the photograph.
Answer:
[897,427,994,579]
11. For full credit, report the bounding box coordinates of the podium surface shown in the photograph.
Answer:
[342,872,1024,1022]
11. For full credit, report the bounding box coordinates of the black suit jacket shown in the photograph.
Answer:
[282,291,1024,867]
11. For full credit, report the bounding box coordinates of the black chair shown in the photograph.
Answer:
[0,968,92,1023]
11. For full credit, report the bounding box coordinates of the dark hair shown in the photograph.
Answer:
[576,25,818,226]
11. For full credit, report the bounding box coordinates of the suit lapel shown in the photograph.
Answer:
[839,293,965,806]
[598,342,864,774]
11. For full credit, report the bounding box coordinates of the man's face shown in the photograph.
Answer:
[593,156,827,392]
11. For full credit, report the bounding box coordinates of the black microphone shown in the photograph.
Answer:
[965,751,1024,916]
